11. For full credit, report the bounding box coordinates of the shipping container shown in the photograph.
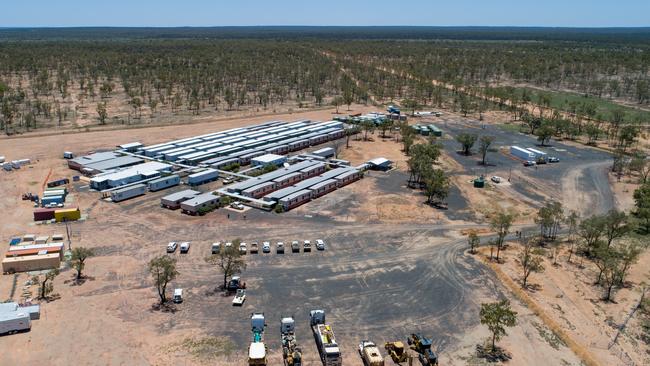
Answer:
[41,195,64,206]
[47,178,69,188]
[54,208,81,222]
[33,208,56,221]
[147,175,181,192]
[110,184,146,202]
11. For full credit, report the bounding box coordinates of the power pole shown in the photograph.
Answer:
[65,219,72,251]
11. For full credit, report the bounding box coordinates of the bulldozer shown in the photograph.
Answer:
[384,341,409,364]
[407,334,438,366]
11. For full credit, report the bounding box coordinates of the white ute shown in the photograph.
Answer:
[180,242,190,253]
[232,289,246,306]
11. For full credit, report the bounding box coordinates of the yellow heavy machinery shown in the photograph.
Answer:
[384,341,409,364]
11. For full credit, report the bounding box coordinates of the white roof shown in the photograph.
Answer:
[91,161,171,183]
[248,342,266,359]
[252,154,285,163]
[368,157,391,166]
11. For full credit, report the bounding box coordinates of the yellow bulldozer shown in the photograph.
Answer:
[384,341,409,364]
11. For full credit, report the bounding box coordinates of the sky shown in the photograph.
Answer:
[1,0,649,28]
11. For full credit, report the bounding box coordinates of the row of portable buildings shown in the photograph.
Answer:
[225,160,362,211]
[138,119,345,166]
[2,234,65,273]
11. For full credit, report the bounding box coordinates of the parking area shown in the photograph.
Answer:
[429,115,615,214]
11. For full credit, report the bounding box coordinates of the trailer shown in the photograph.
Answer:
[147,175,180,192]
[510,146,535,161]
[249,313,267,366]
[187,169,219,186]
[309,310,342,366]
[110,184,146,202]
[0,312,31,335]
[527,147,548,162]
[281,317,303,366]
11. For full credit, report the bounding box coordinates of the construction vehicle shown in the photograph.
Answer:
[359,340,385,366]
[309,310,342,366]
[407,334,438,366]
[248,313,267,365]
[281,316,302,366]
[384,341,408,364]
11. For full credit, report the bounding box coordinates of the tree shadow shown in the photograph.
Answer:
[41,293,62,303]
[475,344,512,362]
[65,275,96,286]
[522,283,543,293]
[151,302,178,313]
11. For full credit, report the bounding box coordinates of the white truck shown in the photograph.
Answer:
[309,310,342,366]
[359,340,385,366]
[248,313,267,366]
[281,316,303,366]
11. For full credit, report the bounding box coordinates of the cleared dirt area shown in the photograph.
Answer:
[0,106,630,366]
[488,240,650,366]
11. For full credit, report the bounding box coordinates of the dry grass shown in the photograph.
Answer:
[477,249,602,366]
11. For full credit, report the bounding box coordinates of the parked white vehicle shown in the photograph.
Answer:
[230,201,245,210]
[491,176,502,183]
[211,242,221,254]
[303,240,312,252]
[316,239,326,251]
[276,242,285,254]
[173,288,183,303]
[232,289,246,306]
[239,242,247,254]
[262,242,271,253]
[180,242,190,253]
[166,242,178,253]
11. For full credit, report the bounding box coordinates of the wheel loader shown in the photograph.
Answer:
[384,341,408,364]
[406,334,438,366]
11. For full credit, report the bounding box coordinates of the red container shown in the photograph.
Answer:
[33,208,56,221]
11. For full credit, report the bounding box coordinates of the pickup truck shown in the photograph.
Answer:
[180,242,190,253]
[291,241,300,253]
[232,289,246,306]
